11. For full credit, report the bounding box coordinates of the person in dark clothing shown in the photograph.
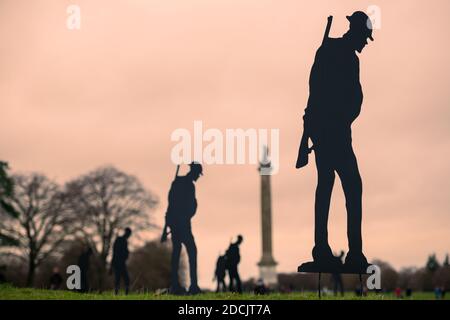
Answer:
[49,267,63,290]
[111,227,132,295]
[226,235,243,293]
[165,162,203,295]
[332,251,345,296]
[78,247,92,292]
[297,11,374,272]
[0,265,7,284]
[214,254,227,292]
[405,288,412,298]
[254,278,267,295]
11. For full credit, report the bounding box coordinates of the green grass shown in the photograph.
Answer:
[0,285,446,300]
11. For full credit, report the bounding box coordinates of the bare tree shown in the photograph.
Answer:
[0,173,76,286]
[0,161,19,246]
[65,166,158,286]
[0,161,13,202]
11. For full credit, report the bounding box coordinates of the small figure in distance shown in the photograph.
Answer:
[213,254,227,293]
[226,235,244,294]
[49,267,63,290]
[0,265,7,284]
[165,162,203,295]
[78,246,92,293]
[111,227,132,295]
[254,278,267,295]
[332,251,345,296]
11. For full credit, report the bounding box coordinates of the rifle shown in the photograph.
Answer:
[296,16,333,169]
[160,164,180,243]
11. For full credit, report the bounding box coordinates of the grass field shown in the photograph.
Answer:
[0,285,446,300]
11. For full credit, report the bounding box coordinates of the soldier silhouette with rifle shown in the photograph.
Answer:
[161,162,203,295]
[226,235,243,293]
[296,12,374,273]
[213,254,227,292]
[77,246,92,293]
[111,227,132,295]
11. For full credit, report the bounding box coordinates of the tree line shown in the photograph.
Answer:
[0,162,176,290]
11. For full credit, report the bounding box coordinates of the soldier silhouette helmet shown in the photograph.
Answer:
[124,227,132,238]
[346,11,374,41]
[189,162,203,176]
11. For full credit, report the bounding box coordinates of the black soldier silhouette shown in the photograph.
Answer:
[226,235,243,293]
[163,162,203,295]
[213,254,227,292]
[111,227,132,295]
[0,265,7,284]
[297,12,374,273]
[49,267,63,290]
[77,247,92,292]
[254,278,268,295]
[332,251,345,295]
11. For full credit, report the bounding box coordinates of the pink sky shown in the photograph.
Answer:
[1,0,449,289]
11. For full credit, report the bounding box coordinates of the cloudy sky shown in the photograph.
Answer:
[1,0,449,288]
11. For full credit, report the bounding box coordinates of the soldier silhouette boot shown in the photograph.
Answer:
[188,285,202,295]
[312,244,343,270]
[298,244,343,273]
[343,251,369,273]
[169,283,187,295]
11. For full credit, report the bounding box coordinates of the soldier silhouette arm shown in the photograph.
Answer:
[347,56,363,123]
[186,182,197,218]
[165,180,177,228]
[189,197,197,218]
[297,45,331,169]
[304,44,332,127]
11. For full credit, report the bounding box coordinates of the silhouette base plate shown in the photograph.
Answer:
[297,261,371,274]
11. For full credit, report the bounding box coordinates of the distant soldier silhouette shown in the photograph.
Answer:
[49,267,63,290]
[226,235,243,293]
[78,247,92,292]
[213,254,227,292]
[0,265,7,284]
[164,162,203,295]
[254,278,267,295]
[111,227,132,295]
[332,251,345,295]
[296,12,374,272]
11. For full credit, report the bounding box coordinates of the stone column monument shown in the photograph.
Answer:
[257,147,278,287]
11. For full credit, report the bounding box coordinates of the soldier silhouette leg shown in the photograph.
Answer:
[111,228,132,294]
[311,136,343,268]
[335,144,364,262]
[114,264,130,295]
[313,142,335,259]
[228,265,242,293]
[170,224,201,294]
[311,131,368,270]
[170,233,184,293]
[183,230,199,293]
[216,278,226,292]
